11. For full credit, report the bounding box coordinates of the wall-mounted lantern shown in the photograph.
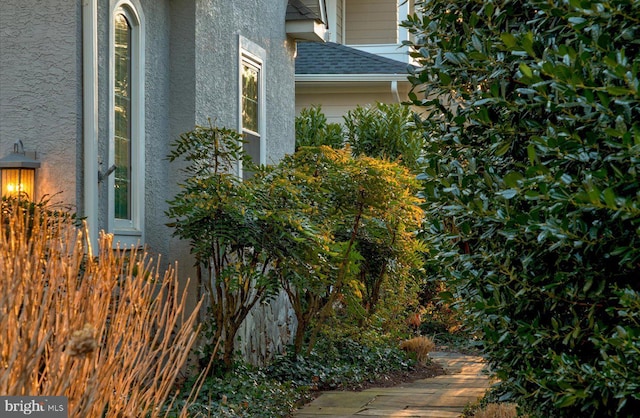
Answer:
[0,141,41,200]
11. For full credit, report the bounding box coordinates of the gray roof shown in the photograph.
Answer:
[295,42,413,75]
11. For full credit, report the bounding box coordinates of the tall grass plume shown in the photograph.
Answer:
[399,336,435,365]
[473,403,521,418]
[0,200,201,417]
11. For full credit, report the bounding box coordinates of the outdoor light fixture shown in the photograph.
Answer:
[0,141,41,200]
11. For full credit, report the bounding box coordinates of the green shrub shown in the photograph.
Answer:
[344,102,425,172]
[174,363,301,418]
[271,146,425,354]
[166,124,324,367]
[168,331,416,417]
[404,0,640,416]
[295,105,344,149]
[266,333,414,390]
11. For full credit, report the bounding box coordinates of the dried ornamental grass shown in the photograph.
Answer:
[0,203,201,417]
[399,336,435,365]
[473,403,520,418]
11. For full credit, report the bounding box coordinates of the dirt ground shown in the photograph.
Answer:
[345,361,446,391]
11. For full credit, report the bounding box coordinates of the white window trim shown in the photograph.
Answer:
[108,0,145,247]
[238,35,266,178]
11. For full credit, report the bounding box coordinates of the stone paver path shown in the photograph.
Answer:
[292,352,490,418]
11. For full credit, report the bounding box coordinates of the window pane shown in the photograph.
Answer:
[242,131,260,180]
[241,63,259,133]
[114,13,131,220]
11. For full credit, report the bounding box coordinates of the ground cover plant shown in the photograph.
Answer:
[403,0,640,416]
[170,330,433,417]
[0,199,201,417]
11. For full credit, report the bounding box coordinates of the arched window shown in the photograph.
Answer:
[110,2,144,245]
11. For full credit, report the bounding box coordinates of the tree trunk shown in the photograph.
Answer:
[307,197,365,354]
[222,322,239,368]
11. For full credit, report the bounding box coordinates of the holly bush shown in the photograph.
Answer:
[403,0,639,416]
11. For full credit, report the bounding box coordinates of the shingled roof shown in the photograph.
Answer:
[295,42,413,75]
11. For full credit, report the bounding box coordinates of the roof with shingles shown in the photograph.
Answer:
[295,42,414,75]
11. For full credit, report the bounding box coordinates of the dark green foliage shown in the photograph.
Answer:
[266,334,413,391]
[344,103,426,172]
[403,0,640,416]
[166,124,323,367]
[295,106,344,149]
[168,333,416,417]
[275,146,426,353]
[172,363,301,418]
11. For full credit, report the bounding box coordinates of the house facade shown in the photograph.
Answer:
[0,0,326,364]
[295,0,415,124]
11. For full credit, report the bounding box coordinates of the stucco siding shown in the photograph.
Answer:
[93,0,174,258]
[193,0,296,163]
[0,0,300,366]
[192,0,298,365]
[140,0,173,261]
[0,1,82,206]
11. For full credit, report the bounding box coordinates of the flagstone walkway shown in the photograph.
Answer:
[292,352,491,418]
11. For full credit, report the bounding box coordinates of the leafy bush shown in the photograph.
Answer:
[168,331,416,417]
[0,201,201,417]
[168,122,426,364]
[295,105,344,149]
[403,0,640,416]
[166,124,324,366]
[343,102,426,172]
[273,146,426,353]
[266,333,415,391]
[173,363,302,418]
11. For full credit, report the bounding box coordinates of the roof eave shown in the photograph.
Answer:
[286,20,327,42]
[295,74,410,82]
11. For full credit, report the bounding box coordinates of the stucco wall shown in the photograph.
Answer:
[192,0,297,164]
[0,1,82,206]
[0,0,299,366]
[115,0,297,262]
[93,0,176,260]
[192,0,299,365]
[118,0,298,364]
[91,0,189,311]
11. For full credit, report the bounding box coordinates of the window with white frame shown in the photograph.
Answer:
[110,2,144,245]
[239,36,266,179]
